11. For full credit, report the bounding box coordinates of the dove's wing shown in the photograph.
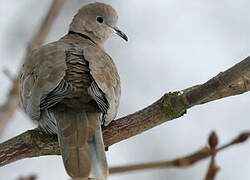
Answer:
[19,42,73,132]
[84,46,121,126]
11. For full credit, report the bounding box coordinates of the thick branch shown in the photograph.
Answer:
[0,0,66,136]
[0,56,250,167]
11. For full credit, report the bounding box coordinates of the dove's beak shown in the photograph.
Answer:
[113,26,128,42]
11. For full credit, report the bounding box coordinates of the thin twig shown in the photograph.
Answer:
[17,175,37,180]
[204,132,220,180]
[25,0,67,55]
[2,69,14,81]
[109,146,210,174]
[109,131,249,175]
[204,156,220,180]
[0,0,66,136]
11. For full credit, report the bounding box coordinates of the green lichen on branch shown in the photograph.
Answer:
[28,130,60,156]
[228,79,248,95]
[163,91,188,120]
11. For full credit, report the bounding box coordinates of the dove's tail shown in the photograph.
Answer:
[54,108,108,180]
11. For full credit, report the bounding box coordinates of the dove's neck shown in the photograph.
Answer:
[61,33,95,49]
[68,31,95,43]
[69,30,105,51]
[62,31,106,52]
[83,31,106,50]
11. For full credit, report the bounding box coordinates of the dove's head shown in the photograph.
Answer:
[69,2,128,46]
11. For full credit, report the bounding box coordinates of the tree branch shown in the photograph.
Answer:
[109,131,250,175]
[0,0,66,136]
[0,56,250,167]
[26,0,67,53]
[16,175,37,180]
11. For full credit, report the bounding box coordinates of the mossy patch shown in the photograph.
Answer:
[163,91,187,120]
[28,130,60,156]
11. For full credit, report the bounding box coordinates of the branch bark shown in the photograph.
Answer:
[0,56,250,167]
[0,0,66,136]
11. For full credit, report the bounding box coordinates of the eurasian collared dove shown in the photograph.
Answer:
[19,2,127,180]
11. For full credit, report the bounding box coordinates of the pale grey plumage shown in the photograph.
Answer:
[70,3,118,45]
[19,2,127,180]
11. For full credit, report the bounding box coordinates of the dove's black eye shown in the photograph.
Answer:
[96,16,104,23]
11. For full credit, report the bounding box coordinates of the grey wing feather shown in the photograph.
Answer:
[39,109,57,134]
[19,41,68,124]
[88,82,109,114]
[84,46,121,126]
[40,79,74,110]
[39,79,74,134]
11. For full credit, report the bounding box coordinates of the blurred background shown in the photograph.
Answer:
[1,0,250,179]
